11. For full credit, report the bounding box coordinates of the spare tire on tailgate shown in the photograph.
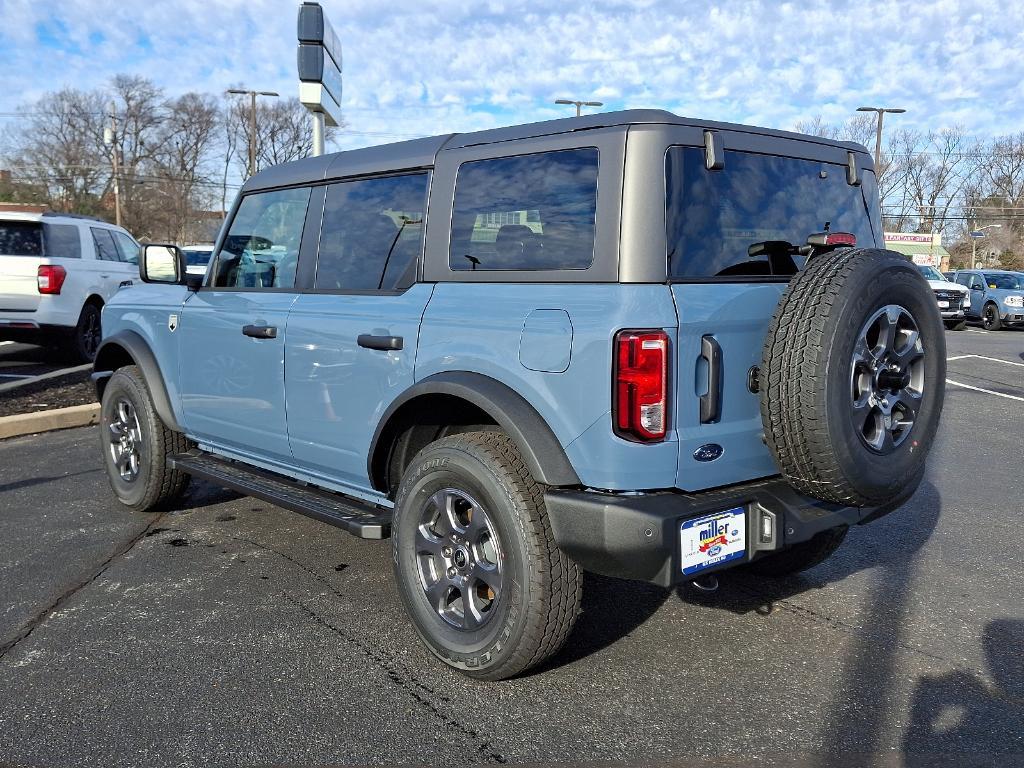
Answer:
[760,248,945,507]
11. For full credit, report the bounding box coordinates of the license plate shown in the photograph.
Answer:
[680,507,746,575]
[938,301,949,309]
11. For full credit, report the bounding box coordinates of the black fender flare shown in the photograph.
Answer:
[368,371,581,489]
[92,330,182,432]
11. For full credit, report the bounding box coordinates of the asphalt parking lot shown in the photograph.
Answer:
[0,328,1021,768]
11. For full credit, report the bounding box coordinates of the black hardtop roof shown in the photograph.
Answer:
[242,108,871,193]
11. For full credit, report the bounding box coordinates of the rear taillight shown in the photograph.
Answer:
[614,329,670,442]
[37,265,67,294]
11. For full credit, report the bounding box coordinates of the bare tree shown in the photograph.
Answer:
[894,126,979,236]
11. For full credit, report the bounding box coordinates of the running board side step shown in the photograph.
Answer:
[169,451,392,539]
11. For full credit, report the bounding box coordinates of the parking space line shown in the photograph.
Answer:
[966,328,988,334]
[946,379,1024,402]
[0,341,15,346]
[0,373,31,379]
[959,354,1024,368]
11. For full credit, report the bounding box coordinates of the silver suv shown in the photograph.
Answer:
[0,211,140,361]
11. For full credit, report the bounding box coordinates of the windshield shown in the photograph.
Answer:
[0,222,43,256]
[666,147,879,279]
[984,273,1023,290]
[917,265,946,281]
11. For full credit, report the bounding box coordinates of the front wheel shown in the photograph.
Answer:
[100,365,191,512]
[982,303,1002,331]
[392,431,582,680]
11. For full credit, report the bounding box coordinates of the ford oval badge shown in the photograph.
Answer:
[693,443,723,462]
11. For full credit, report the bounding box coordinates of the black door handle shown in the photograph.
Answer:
[699,335,722,424]
[242,324,277,339]
[357,334,403,351]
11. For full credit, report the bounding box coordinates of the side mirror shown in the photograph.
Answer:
[140,244,186,284]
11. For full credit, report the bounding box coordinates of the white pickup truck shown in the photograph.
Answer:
[0,211,140,361]
[916,264,971,330]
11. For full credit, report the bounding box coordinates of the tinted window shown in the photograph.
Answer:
[42,223,81,259]
[970,275,985,290]
[213,187,311,289]
[315,173,428,291]
[954,273,971,287]
[984,273,1022,290]
[112,231,139,265]
[666,147,877,279]
[449,148,599,271]
[91,228,120,261]
[0,222,43,256]
[183,249,213,267]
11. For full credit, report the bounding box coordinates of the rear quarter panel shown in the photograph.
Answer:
[416,283,680,490]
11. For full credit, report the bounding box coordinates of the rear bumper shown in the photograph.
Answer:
[0,320,71,345]
[545,477,893,587]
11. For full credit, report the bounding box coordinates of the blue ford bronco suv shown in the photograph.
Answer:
[94,110,945,680]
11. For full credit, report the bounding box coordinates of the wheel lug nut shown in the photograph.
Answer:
[447,567,456,578]
[442,546,452,557]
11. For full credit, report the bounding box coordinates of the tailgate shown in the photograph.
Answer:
[672,283,784,491]
[0,255,42,312]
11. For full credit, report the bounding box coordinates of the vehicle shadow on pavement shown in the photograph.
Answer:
[168,478,243,512]
[0,467,102,494]
[679,481,943,618]
[901,618,1024,764]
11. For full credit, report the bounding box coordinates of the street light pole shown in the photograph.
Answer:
[970,223,1002,267]
[226,89,280,177]
[856,106,906,172]
[554,98,604,117]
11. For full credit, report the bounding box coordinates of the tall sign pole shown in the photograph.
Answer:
[297,2,343,157]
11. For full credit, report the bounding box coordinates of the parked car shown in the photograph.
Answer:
[93,109,945,680]
[949,269,1024,330]
[181,244,215,277]
[916,264,970,330]
[0,211,140,361]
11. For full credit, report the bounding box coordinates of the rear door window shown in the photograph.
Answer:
[666,147,877,279]
[112,231,140,265]
[212,187,311,289]
[42,223,82,259]
[0,221,43,256]
[91,228,121,261]
[315,173,428,291]
[449,148,599,271]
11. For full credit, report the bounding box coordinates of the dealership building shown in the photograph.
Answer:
[883,232,951,270]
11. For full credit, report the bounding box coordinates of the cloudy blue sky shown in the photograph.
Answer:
[0,0,1021,151]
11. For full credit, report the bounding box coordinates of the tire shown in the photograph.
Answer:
[392,431,582,681]
[746,526,848,577]
[982,303,1002,331]
[943,319,967,331]
[99,365,191,512]
[760,248,945,507]
[65,302,102,363]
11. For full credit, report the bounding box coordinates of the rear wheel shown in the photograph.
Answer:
[392,431,581,680]
[746,526,848,577]
[982,303,1002,331]
[63,302,102,363]
[100,365,191,511]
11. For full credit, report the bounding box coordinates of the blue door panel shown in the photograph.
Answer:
[671,283,784,491]
[284,284,435,491]
[177,291,297,462]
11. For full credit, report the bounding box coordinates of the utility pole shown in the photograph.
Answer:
[226,89,280,177]
[103,102,123,227]
[856,106,906,172]
[555,98,604,117]
[971,224,1002,268]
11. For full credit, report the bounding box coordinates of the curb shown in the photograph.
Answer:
[0,403,100,440]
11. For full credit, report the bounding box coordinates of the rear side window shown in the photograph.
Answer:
[315,173,428,291]
[449,148,599,271]
[0,221,43,256]
[91,228,121,261]
[666,147,877,279]
[42,223,82,259]
[213,187,311,289]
